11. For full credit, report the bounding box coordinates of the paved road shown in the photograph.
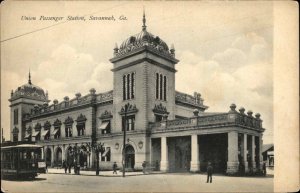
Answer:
[2,171,273,192]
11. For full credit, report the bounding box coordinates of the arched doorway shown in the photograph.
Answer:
[79,146,88,168]
[45,147,52,167]
[125,145,135,170]
[55,147,62,167]
[66,146,74,167]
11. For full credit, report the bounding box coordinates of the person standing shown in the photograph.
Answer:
[113,162,118,174]
[207,162,213,183]
[263,162,267,176]
[142,161,146,174]
[62,160,67,174]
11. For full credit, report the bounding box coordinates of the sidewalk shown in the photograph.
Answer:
[47,168,160,177]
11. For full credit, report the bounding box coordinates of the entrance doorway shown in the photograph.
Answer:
[45,148,52,167]
[55,147,62,167]
[199,133,228,173]
[168,136,191,172]
[125,145,135,170]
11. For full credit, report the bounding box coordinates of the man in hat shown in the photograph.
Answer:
[207,162,213,183]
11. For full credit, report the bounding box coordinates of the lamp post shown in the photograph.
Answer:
[122,103,129,177]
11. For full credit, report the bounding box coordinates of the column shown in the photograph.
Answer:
[227,131,239,174]
[51,146,55,167]
[251,135,256,171]
[160,136,169,171]
[259,135,263,170]
[242,134,249,173]
[61,145,65,162]
[190,134,200,172]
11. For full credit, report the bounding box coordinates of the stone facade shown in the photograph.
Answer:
[9,14,264,174]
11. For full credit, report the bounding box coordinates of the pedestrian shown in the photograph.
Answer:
[62,160,67,174]
[263,162,267,176]
[68,162,72,174]
[206,162,213,183]
[45,162,48,173]
[113,162,118,174]
[142,161,146,174]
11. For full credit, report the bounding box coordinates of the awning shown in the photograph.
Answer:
[24,133,31,139]
[32,131,40,137]
[41,130,49,137]
[267,151,274,156]
[99,122,109,130]
[53,129,59,136]
[102,148,110,157]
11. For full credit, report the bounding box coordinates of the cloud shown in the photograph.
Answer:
[212,48,247,72]
[176,33,273,143]
[34,44,113,101]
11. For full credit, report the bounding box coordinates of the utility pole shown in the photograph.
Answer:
[122,104,129,177]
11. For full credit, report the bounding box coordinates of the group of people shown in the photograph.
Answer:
[61,160,266,181]
[62,160,77,174]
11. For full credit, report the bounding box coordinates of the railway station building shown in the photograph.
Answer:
[9,14,265,175]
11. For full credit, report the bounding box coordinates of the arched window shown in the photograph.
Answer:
[156,73,159,99]
[123,75,126,100]
[131,72,135,99]
[127,74,130,100]
[123,72,135,100]
[163,76,167,101]
[160,74,163,100]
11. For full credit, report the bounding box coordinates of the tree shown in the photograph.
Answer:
[92,142,105,175]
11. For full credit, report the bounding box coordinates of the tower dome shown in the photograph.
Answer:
[10,71,48,102]
[114,11,173,58]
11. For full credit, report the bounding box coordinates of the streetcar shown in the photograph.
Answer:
[1,143,46,178]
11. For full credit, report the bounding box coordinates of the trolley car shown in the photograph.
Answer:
[1,143,46,178]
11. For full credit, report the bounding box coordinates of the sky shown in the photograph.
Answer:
[1,1,273,144]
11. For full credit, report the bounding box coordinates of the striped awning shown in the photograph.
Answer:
[32,131,40,137]
[24,133,31,139]
[41,130,49,137]
[99,122,109,130]
[53,129,59,136]
[102,148,110,157]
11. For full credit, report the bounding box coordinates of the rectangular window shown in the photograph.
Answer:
[54,127,61,139]
[13,134,18,142]
[77,124,85,136]
[122,115,135,131]
[101,120,111,134]
[65,126,72,137]
[13,109,18,125]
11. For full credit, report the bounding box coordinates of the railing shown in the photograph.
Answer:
[29,91,113,118]
[149,112,263,131]
[175,91,205,107]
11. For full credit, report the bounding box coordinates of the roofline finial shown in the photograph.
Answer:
[28,68,32,84]
[142,7,146,31]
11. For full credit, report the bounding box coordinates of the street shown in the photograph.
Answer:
[2,169,273,192]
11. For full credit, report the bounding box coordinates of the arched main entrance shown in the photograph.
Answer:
[55,147,62,167]
[125,145,135,170]
[45,147,52,167]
